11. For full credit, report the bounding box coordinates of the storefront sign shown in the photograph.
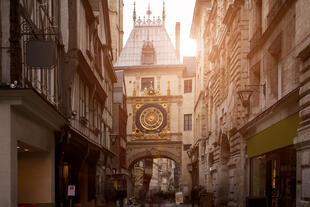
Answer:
[175,192,183,204]
[68,185,75,196]
[247,113,300,158]
[26,40,56,68]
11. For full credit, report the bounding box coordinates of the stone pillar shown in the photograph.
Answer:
[295,45,310,207]
[0,104,17,206]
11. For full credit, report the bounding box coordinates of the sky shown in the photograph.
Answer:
[123,0,197,60]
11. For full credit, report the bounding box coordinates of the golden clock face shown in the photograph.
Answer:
[136,104,167,133]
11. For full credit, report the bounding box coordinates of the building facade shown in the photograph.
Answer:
[0,1,65,206]
[56,0,116,206]
[114,2,195,198]
[191,0,250,206]
[108,0,124,64]
[190,0,310,207]
[111,70,128,196]
[0,0,116,206]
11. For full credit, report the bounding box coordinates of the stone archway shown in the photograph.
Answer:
[126,141,183,197]
[126,141,182,169]
[127,148,181,169]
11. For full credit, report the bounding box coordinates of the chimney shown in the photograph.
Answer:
[175,22,180,62]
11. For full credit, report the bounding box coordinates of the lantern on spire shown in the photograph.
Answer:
[133,1,136,26]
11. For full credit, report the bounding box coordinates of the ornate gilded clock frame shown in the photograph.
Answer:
[132,99,170,140]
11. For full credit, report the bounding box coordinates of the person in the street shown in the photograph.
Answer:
[139,187,147,207]
[191,185,199,207]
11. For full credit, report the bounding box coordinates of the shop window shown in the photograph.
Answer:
[184,114,192,131]
[250,147,296,207]
[250,155,267,197]
[184,79,192,93]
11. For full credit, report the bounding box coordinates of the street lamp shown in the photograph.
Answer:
[237,82,266,114]
[238,89,253,107]
[237,89,253,114]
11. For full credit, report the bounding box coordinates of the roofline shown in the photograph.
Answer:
[114,64,186,71]
[190,0,210,38]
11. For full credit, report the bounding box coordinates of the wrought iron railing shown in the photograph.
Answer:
[19,1,60,107]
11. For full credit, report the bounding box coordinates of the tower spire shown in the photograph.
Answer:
[162,0,166,26]
[146,3,152,20]
[133,1,136,26]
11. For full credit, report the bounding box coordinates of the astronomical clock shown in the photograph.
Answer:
[132,86,170,140]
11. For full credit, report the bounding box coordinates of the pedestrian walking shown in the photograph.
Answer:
[191,186,198,207]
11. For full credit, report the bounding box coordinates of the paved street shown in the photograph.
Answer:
[125,203,192,207]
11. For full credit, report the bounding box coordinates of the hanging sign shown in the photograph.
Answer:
[26,40,56,68]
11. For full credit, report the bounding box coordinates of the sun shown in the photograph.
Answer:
[180,38,196,58]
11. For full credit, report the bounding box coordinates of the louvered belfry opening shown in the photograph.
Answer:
[141,40,156,65]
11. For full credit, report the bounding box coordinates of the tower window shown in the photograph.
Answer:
[184,114,192,131]
[141,77,154,91]
[184,79,192,93]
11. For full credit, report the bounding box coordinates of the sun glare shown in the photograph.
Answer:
[181,38,196,58]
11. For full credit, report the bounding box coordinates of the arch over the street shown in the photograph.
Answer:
[126,141,182,170]
[127,149,181,170]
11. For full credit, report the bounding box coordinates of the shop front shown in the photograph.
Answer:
[247,113,300,207]
[55,127,100,207]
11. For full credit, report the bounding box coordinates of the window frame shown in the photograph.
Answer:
[184,79,192,93]
[141,77,154,91]
[184,114,192,131]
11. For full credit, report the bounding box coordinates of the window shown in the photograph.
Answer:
[141,77,154,91]
[79,79,86,118]
[250,62,261,108]
[268,35,281,99]
[93,99,99,130]
[79,77,89,125]
[184,114,192,131]
[184,79,192,93]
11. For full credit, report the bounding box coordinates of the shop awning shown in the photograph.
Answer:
[247,113,300,158]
